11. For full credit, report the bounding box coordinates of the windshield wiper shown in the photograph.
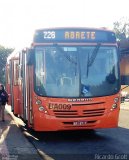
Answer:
[87,43,101,77]
[55,45,77,65]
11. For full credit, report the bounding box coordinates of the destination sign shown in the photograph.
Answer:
[33,28,116,43]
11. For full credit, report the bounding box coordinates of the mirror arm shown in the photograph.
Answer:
[121,85,129,91]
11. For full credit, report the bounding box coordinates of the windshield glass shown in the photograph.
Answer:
[34,45,120,98]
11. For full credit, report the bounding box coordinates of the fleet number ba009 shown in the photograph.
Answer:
[48,103,72,110]
[73,121,87,126]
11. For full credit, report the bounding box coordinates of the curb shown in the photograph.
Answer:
[5,105,44,160]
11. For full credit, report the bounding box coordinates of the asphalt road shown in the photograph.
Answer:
[22,109,129,160]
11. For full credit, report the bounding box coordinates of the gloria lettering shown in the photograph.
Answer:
[67,98,93,102]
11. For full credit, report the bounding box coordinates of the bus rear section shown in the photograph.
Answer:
[6,56,20,116]
[9,28,121,131]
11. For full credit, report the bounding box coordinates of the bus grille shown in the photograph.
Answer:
[53,110,78,118]
[83,108,105,117]
[53,108,105,118]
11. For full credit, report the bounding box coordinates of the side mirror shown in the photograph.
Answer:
[120,53,129,85]
[27,49,34,65]
[121,75,129,85]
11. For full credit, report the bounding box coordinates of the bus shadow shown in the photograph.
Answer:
[21,126,106,142]
[20,126,129,159]
[22,125,129,143]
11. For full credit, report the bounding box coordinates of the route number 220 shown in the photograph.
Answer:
[43,31,55,39]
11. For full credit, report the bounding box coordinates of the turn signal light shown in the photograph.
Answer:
[114,97,119,103]
[38,106,48,114]
[112,104,117,109]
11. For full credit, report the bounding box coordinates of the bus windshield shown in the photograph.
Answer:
[34,45,120,98]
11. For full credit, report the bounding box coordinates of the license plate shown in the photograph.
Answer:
[73,121,87,126]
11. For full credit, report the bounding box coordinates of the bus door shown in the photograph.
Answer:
[19,51,28,121]
[26,49,34,127]
[13,59,19,115]
[10,60,14,111]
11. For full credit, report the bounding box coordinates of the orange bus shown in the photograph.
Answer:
[7,27,122,131]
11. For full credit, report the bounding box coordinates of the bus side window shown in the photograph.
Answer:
[14,61,19,85]
[18,64,22,78]
[19,52,23,78]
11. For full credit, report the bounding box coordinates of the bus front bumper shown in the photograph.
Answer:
[33,109,119,131]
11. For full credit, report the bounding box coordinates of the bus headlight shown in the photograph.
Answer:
[39,106,48,113]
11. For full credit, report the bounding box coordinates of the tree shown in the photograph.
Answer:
[113,17,129,41]
[0,45,14,84]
